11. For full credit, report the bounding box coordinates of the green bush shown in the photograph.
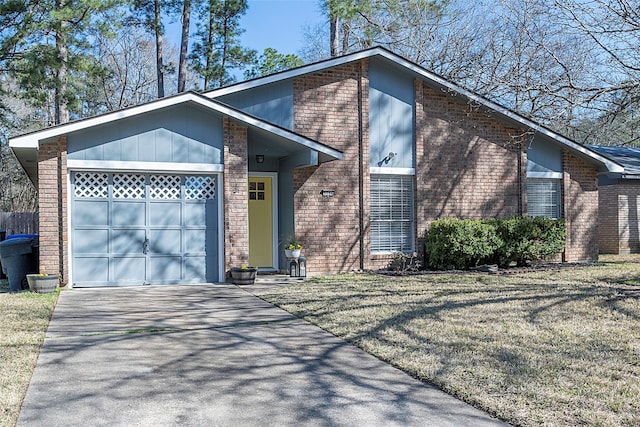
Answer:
[425,216,566,270]
[491,216,565,267]
[424,218,501,270]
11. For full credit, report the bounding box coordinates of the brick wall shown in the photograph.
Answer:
[415,82,526,227]
[293,62,367,273]
[223,118,249,274]
[37,136,68,283]
[563,151,599,261]
[598,182,640,254]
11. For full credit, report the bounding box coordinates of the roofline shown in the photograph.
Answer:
[205,47,385,97]
[205,46,623,173]
[9,91,342,161]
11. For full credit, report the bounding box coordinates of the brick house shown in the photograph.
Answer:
[588,145,640,254]
[9,47,622,287]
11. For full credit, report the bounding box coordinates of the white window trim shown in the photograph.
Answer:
[68,159,223,174]
[527,178,563,219]
[527,171,562,179]
[370,167,415,175]
[370,174,415,254]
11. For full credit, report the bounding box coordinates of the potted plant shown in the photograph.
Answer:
[284,237,302,258]
[230,265,257,285]
[26,273,59,294]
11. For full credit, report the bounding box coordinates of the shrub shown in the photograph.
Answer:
[424,218,501,270]
[491,216,565,267]
[425,216,566,270]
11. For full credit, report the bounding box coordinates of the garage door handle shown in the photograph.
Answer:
[143,238,149,255]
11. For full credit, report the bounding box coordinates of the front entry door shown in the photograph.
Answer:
[248,176,273,268]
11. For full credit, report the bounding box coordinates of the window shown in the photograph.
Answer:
[527,179,562,219]
[370,175,414,252]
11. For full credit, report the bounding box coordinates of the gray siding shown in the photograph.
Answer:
[527,136,562,175]
[68,104,223,164]
[369,59,415,169]
[217,81,294,130]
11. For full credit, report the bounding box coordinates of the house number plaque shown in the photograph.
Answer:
[321,189,335,198]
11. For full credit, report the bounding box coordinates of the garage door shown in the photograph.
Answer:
[71,172,218,287]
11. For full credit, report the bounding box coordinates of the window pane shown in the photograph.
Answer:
[527,179,562,219]
[370,175,414,252]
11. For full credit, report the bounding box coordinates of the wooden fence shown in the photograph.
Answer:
[0,212,38,237]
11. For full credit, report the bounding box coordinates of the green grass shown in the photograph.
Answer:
[0,281,58,427]
[259,256,640,426]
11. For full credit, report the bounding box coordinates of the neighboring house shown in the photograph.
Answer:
[588,145,640,254]
[9,47,622,287]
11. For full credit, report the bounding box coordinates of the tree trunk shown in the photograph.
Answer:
[204,4,215,90]
[330,13,339,57]
[154,0,164,98]
[177,0,191,93]
[55,0,70,125]
[341,19,350,55]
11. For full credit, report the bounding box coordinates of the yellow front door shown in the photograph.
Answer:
[248,177,273,268]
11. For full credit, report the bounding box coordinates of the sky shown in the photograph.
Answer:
[239,0,325,56]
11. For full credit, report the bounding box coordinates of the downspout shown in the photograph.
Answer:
[358,62,365,271]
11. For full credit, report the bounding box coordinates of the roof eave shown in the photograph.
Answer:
[9,92,343,162]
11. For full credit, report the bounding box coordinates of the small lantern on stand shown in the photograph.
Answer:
[297,255,307,278]
[289,259,298,277]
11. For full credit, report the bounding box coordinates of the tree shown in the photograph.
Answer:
[177,0,191,92]
[243,48,304,80]
[84,28,160,115]
[129,0,168,97]
[0,0,121,125]
[190,0,255,90]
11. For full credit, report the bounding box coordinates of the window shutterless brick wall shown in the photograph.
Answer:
[223,118,249,274]
[37,136,68,282]
[598,182,640,254]
[563,151,599,261]
[293,62,368,273]
[415,82,527,235]
[289,59,601,271]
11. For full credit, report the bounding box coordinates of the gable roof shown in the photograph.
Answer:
[205,46,623,174]
[588,145,640,177]
[9,91,343,182]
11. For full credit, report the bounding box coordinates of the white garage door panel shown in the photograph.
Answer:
[71,172,218,287]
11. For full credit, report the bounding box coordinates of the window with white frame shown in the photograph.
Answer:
[370,174,414,253]
[527,178,562,219]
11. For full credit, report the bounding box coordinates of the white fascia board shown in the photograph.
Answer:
[204,49,384,98]
[9,92,343,161]
[9,93,207,149]
[213,102,343,161]
[204,46,622,173]
[376,51,624,174]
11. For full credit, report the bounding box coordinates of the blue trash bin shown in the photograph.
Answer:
[0,237,39,292]
[0,229,5,280]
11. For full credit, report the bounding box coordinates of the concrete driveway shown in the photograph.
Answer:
[18,281,507,426]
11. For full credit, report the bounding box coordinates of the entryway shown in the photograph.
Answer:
[248,174,277,269]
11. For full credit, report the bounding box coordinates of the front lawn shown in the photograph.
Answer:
[259,256,640,426]
[0,281,58,427]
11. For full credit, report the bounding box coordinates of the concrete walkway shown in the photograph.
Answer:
[18,280,508,426]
